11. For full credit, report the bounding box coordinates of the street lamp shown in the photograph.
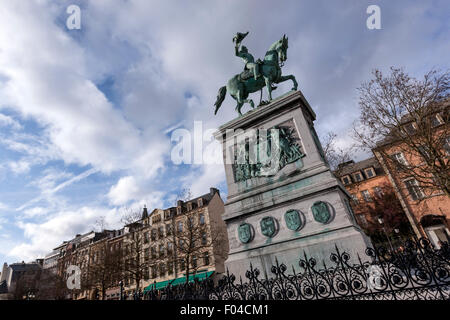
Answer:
[119,280,123,300]
[378,216,394,252]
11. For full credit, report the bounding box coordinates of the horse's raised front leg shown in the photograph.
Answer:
[277,74,298,91]
[264,76,273,100]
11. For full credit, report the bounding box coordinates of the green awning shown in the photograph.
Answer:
[143,271,214,293]
[143,280,171,292]
[170,271,214,287]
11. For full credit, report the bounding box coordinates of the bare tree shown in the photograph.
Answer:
[321,131,354,174]
[353,67,449,197]
[94,216,107,232]
[171,188,227,284]
[84,239,123,300]
[120,208,150,294]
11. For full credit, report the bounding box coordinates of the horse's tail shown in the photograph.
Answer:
[214,86,227,115]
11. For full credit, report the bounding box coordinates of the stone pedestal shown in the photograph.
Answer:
[214,90,372,280]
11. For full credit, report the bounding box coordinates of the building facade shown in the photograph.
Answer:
[120,187,228,298]
[335,157,412,246]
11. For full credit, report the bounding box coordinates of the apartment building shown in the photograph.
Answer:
[373,103,449,248]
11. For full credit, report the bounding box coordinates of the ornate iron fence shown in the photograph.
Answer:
[143,237,450,300]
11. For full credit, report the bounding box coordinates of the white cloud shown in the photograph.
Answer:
[0,1,168,178]
[0,113,22,130]
[107,175,165,209]
[23,207,50,218]
[181,164,226,199]
[107,176,139,206]
[9,206,123,261]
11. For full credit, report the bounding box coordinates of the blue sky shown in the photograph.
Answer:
[0,0,448,264]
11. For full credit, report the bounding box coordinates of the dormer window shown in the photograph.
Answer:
[403,122,417,135]
[187,202,192,211]
[364,167,375,179]
[431,113,443,127]
[341,175,351,185]
[352,171,364,182]
[197,198,203,207]
[152,214,161,224]
[177,207,182,215]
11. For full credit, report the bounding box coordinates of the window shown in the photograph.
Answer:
[151,247,157,259]
[404,178,425,200]
[152,214,161,224]
[151,266,157,279]
[198,198,203,207]
[192,255,197,268]
[164,210,172,220]
[403,122,417,135]
[151,229,157,241]
[373,186,383,198]
[177,221,183,233]
[178,239,184,248]
[341,175,351,185]
[167,242,173,255]
[144,250,149,261]
[158,226,165,238]
[168,261,173,275]
[144,267,149,280]
[444,137,450,156]
[177,207,182,215]
[159,263,165,277]
[159,245,165,258]
[166,224,173,236]
[391,152,408,168]
[187,202,192,211]
[187,217,195,229]
[203,252,210,266]
[350,194,359,204]
[180,259,185,271]
[144,232,149,244]
[364,167,375,179]
[418,145,432,161]
[361,190,372,202]
[199,213,205,225]
[352,171,364,182]
[431,114,443,127]
[201,232,207,245]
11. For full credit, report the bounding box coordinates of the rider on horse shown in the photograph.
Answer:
[234,32,261,81]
